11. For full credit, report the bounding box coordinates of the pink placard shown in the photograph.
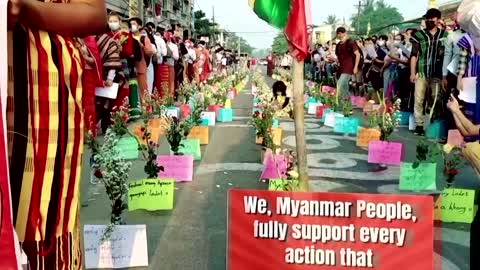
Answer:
[356,97,367,108]
[367,141,403,165]
[350,96,358,106]
[321,85,336,95]
[260,154,288,179]
[303,94,308,103]
[157,155,194,182]
[447,129,464,147]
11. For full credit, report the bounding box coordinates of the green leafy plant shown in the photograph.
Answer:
[92,129,132,240]
[342,98,353,117]
[442,144,466,187]
[412,138,441,169]
[165,116,192,155]
[251,106,276,151]
[110,97,130,137]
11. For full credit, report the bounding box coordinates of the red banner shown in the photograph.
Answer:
[228,190,433,270]
[0,99,19,269]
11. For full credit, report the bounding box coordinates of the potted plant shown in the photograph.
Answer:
[251,106,277,161]
[111,98,139,160]
[442,144,466,187]
[267,149,301,191]
[89,129,132,240]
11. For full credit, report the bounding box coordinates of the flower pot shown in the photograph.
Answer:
[356,128,381,148]
[170,139,201,160]
[157,155,194,182]
[321,109,334,122]
[114,136,139,160]
[324,112,344,128]
[217,108,233,122]
[261,153,288,180]
[307,102,322,115]
[127,179,175,211]
[256,128,283,146]
[188,126,209,145]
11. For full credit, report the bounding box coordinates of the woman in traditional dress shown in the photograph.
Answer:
[7,0,106,269]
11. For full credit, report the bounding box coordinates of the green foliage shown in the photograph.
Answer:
[412,138,441,169]
[351,0,403,36]
[194,10,217,38]
[225,32,254,54]
[324,15,340,26]
[271,32,288,54]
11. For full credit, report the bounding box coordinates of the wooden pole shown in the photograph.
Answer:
[292,58,309,191]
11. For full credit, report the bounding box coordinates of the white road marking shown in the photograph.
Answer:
[215,124,251,128]
[283,134,356,150]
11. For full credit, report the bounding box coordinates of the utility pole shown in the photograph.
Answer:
[354,0,364,36]
[212,6,216,46]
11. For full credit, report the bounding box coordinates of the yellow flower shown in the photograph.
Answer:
[288,170,299,179]
[443,143,454,154]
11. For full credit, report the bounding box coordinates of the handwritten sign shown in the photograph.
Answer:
[188,126,209,145]
[134,125,162,145]
[201,111,216,126]
[356,97,367,108]
[324,112,344,128]
[174,139,201,160]
[268,179,300,191]
[321,109,334,122]
[217,108,233,122]
[357,128,381,148]
[334,117,360,134]
[447,129,464,147]
[157,155,194,182]
[434,188,476,223]
[166,108,179,118]
[128,179,174,211]
[367,141,403,165]
[307,102,322,115]
[115,137,139,160]
[261,155,288,179]
[399,163,437,191]
[396,111,411,126]
[426,120,447,139]
[180,104,191,119]
[84,225,148,269]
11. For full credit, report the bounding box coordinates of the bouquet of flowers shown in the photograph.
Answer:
[177,82,198,105]
[251,105,276,150]
[412,138,441,169]
[110,97,131,137]
[165,116,193,155]
[442,143,466,187]
[91,129,132,240]
[366,93,401,141]
[342,98,353,117]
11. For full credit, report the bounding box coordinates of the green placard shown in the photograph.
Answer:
[399,163,437,191]
[434,188,477,223]
[172,139,201,160]
[115,137,139,160]
[128,179,175,211]
[268,179,301,191]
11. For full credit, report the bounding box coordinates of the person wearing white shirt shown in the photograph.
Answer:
[184,40,196,82]
[163,31,178,96]
[153,29,168,94]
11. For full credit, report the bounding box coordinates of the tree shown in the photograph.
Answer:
[351,0,403,36]
[225,32,254,54]
[271,32,288,54]
[324,15,340,25]
[194,10,217,38]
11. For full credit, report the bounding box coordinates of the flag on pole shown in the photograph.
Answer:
[249,0,309,60]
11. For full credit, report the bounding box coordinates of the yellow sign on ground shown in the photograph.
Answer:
[128,179,175,211]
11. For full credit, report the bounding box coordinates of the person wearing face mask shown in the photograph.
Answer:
[165,31,179,96]
[367,35,388,93]
[184,40,197,82]
[382,34,409,99]
[129,18,156,98]
[153,26,168,95]
[410,8,448,136]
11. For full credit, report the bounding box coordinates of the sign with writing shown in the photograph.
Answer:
[188,126,209,145]
[316,105,330,118]
[447,129,464,147]
[201,111,216,126]
[321,109,334,122]
[334,117,360,134]
[356,128,381,148]
[268,179,300,191]
[157,155,194,182]
[324,112,344,128]
[261,154,288,180]
[367,141,403,165]
[208,104,222,117]
[356,97,367,108]
[307,103,322,115]
[128,179,175,211]
[399,163,437,191]
[363,102,374,113]
[426,120,447,139]
[115,137,139,160]
[84,225,148,269]
[217,108,234,122]
[228,189,433,270]
[434,188,476,223]
[166,108,179,118]
[174,139,201,160]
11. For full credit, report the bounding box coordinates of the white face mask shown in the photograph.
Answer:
[131,25,138,33]
[377,40,385,47]
[394,40,401,47]
[109,22,120,31]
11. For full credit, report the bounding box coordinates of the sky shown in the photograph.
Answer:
[194,0,454,49]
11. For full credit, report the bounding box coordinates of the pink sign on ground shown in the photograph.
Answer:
[447,129,464,147]
[350,96,359,106]
[367,141,403,165]
[261,154,288,179]
[157,155,194,182]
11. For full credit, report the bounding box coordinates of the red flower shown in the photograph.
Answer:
[94,169,103,178]
[140,127,146,132]
[146,106,153,113]
[172,116,179,123]
[449,169,459,175]
[121,114,128,121]
[254,111,260,117]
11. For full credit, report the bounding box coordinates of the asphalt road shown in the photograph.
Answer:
[80,67,477,270]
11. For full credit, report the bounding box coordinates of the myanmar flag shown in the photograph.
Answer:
[249,0,309,60]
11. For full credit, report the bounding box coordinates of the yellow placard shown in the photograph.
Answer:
[128,179,175,211]
[225,99,232,109]
[133,125,163,145]
[356,127,381,148]
[256,128,283,146]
